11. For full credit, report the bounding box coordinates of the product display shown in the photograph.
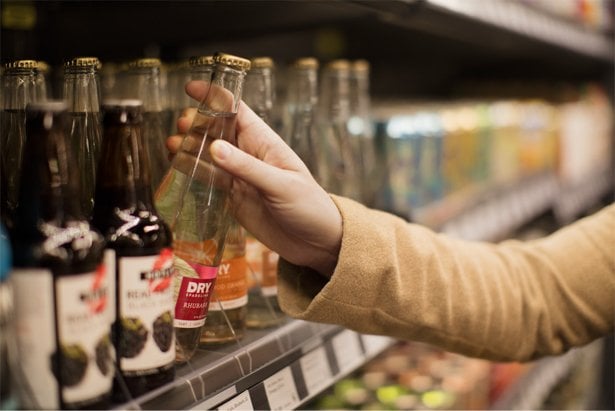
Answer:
[10,101,111,409]
[1,1,612,409]
[92,100,174,400]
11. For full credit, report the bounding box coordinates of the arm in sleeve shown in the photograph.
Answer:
[277,197,615,362]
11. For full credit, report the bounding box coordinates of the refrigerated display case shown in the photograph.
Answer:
[2,1,613,409]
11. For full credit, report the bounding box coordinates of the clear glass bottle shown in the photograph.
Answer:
[63,56,103,217]
[10,101,111,410]
[282,57,321,182]
[36,60,51,101]
[126,58,170,193]
[349,59,378,207]
[155,52,251,362]
[92,100,174,401]
[1,59,41,230]
[189,55,214,85]
[200,219,248,343]
[242,56,286,329]
[318,59,361,200]
[166,60,192,136]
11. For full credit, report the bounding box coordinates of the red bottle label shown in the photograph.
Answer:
[174,262,217,328]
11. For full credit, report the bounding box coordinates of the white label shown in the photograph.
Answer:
[118,251,175,373]
[332,330,364,374]
[56,269,113,404]
[300,347,332,395]
[11,269,59,409]
[218,390,254,411]
[263,367,300,411]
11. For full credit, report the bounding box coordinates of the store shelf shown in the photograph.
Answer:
[114,320,393,410]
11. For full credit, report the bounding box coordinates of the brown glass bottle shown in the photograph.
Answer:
[92,100,174,401]
[10,101,111,410]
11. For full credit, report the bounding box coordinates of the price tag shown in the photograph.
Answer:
[263,367,300,411]
[218,391,254,411]
[332,330,364,374]
[300,347,332,395]
[361,334,392,357]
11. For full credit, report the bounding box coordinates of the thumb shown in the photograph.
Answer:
[210,139,288,194]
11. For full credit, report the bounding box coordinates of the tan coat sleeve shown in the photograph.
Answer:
[277,196,615,362]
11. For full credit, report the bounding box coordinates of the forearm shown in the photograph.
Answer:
[277,197,615,362]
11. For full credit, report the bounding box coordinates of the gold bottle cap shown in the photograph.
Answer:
[4,59,38,70]
[352,59,370,72]
[250,57,274,69]
[294,57,319,69]
[129,58,161,69]
[326,59,351,71]
[189,55,215,67]
[214,52,251,71]
[37,61,50,73]
[65,57,100,68]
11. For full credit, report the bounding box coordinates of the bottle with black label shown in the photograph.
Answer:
[10,101,112,410]
[92,99,174,401]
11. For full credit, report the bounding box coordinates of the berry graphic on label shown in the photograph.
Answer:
[153,311,173,352]
[120,317,148,358]
[51,344,88,386]
[95,333,113,376]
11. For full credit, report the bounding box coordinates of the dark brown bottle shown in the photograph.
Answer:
[92,100,174,402]
[10,101,112,410]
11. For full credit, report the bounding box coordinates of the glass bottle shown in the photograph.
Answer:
[155,52,251,362]
[190,55,214,85]
[242,57,286,329]
[349,59,378,207]
[126,58,170,193]
[36,60,51,101]
[200,219,248,343]
[282,57,321,181]
[1,59,41,230]
[166,60,192,136]
[92,100,175,401]
[10,101,112,410]
[318,59,361,200]
[63,56,103,217]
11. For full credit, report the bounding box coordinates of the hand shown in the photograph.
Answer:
[167,80,342,277]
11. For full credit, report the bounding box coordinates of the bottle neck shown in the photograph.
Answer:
[95,108,155,211]
[2,70,40,110]
[129,67,162,112]
[16,107,84,228]
[199,65,247,114]
[288,68,318,112]
[63,67,100,113]
[244,67,274,123]
[349,71,370,115]
[319,70,350,121]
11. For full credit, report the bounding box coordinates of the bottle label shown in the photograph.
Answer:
[174,257,217,328]
[55,265,114,405]
[246,236,278,297]
[118,248,175,373]
[11,269,59,409]
[209,256,248,311]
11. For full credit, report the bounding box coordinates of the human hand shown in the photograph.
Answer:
[167,80,342,277]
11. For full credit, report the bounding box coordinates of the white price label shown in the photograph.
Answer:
[361,334,393,357]
[264,367,300,411]
[218,391,254,411]
[332,330,364,374]
[300,347,331,395]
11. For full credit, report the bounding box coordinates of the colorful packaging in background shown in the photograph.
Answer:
[373,82,613,222]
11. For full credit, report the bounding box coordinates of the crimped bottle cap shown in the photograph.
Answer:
[64,57,100,68]
[250,57,274,69]
[37,61,50,73]
[189,55,214,67]
[129,58,161,68]
[352,59,370,72]
[4,59,38,70]
[214,52,251,71]
[325,59,351,71]
[293,57,319,69]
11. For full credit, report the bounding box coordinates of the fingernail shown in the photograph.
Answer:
[211,140,231,160]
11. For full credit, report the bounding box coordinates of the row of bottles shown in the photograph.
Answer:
[0,52,290,409]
